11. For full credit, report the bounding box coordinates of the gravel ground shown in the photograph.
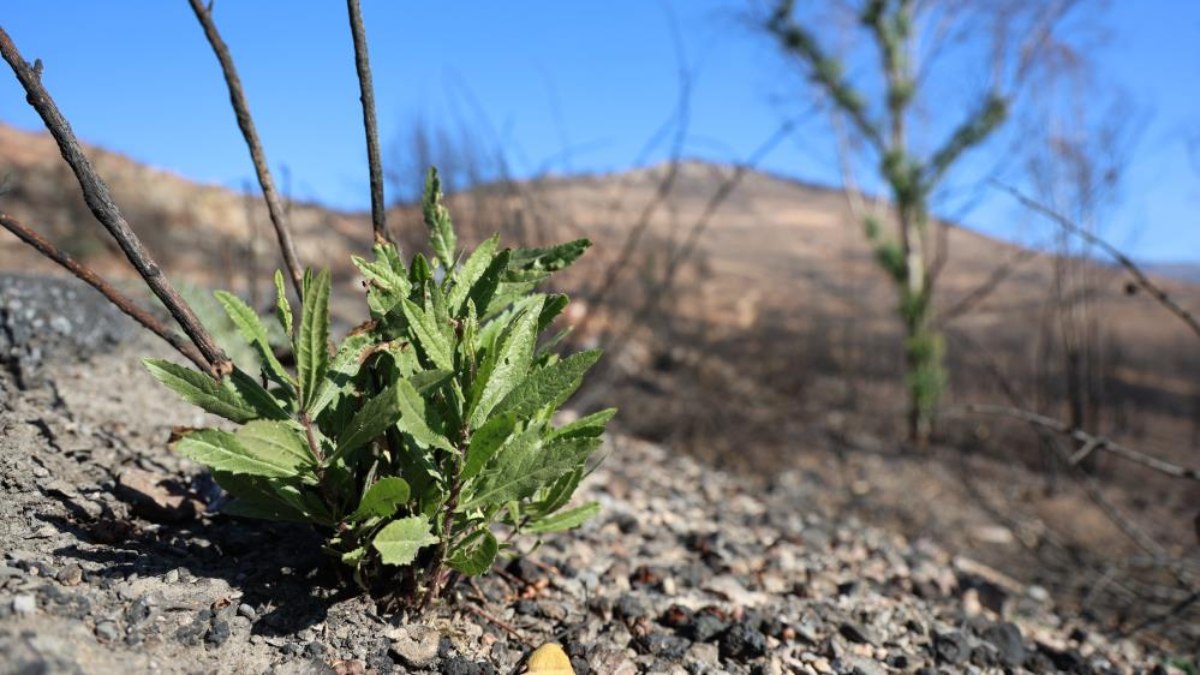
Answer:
[0,276,1188,674]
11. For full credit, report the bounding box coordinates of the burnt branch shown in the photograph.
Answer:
[0,213,214,376]
[1000,183,1200,341]
[0,28,231,377]
[188,0,305,299]
[346,0,391,245]
[961,404,1200,482]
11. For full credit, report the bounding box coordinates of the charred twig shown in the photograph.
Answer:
[0,213,214,375]
[346,0,390,245]
[0,29,231,377]
[960,404,1200,482]
[999,183,1200,341]
[188,0,305,299]
[462,602,526,643]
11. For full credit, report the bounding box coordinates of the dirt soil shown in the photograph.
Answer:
[0,277,1193,674]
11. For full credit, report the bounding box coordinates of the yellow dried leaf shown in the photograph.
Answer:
[526,642,573,674]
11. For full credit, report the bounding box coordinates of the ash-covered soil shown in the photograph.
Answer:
[0,275,1184,674]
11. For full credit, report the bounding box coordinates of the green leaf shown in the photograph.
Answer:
[235,421,317,475]
[143,358,258,423]
[509,238,591,272]
[409,369,453,393]
[274,270,294,338]
[548,408,616,441]
[468,249,512,319]
[494,349,601,418]
[176,428,300,478]
[469,296,544,427]
[395,378,455,452]
[308,332,373,418]
[447,529,499,576]
[332,384,401,463]
[228,368,292,420]
[214,290,294,390]
[215,471,332,525]
[372,515,438,566]
[297,269,332,410]
[460,428,589,510]
[423,167,458,270]
[448,234,500,313]
[350,477,410,521]
[461,414,515,482]
[401,297,454,371]
[528,502,600,533]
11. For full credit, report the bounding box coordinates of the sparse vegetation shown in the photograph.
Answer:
[146,169,609,609]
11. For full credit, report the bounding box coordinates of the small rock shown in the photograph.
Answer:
[686,610,730,643]
[96,620,120,642]
[933,630,970,665]
[237,603,257,621]
[440,656,495,675]
[838,621,877,646]
[685,641,720,669]
[55,564,83,587]
[206,618,232,647]
[720,621,767,661]
[981,621,1025,668]
[116,467,201,523]
[390,625,441,669]
[12,594,36,615]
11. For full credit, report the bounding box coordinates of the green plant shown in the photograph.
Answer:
[145,168,613,608]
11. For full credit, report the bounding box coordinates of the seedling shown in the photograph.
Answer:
[146,169,612,608]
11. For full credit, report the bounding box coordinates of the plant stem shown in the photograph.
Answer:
[420,451,464,611]
[187,0,305,301]
[0,212,216,376]
[345,0,391,245]
[0,29,232,378]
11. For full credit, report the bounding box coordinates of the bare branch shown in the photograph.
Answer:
[0,213,215,376]
[346,0,391,245]
[188,0,305,299]
[999,183,1200,341]
[926,94,1008,188]
[0,27,231,377]
[960,404,1200,482]
[766,0,883,151]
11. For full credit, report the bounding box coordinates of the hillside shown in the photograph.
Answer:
[2,122,1199,652]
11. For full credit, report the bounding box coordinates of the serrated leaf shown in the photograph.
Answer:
[460,428,594,510]
[274,270,294,338]
[176,428,300,478]
[548,408,616,441]
[528,502,600,533]
[372,515,438,566]
[396,378,455,452]
[447,529,499,576]
[461,414,515,482]
[350,477,410,521]
[297,269,332,410]
[509,238,591,272]
[448,234,500,313]
[215,290,294,391]
[235,420,316,475]
[309,332,373,418]
[469,296,544,427]
[532,468,583,516]
[228,367,292,420]
[467,248,512,319]
[332,384,401,463]
[143,358,258,423]
[408,369,453,393]
[494,350,600,418]
[401,297,454,371]
[423,167,458,270]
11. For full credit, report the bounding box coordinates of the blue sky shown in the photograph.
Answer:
[1,2,1198,262]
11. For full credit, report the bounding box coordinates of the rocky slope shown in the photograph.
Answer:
[0,275,1185,674]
